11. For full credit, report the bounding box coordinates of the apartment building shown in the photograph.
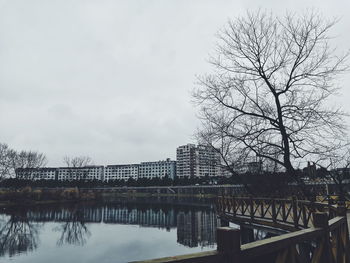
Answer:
[138,158,176,180]
[16,166,104,181]
[233,161,263,174]
[103,164,139,181]
[195,144,221,177]
[15,160,177,182]
[57,166,104,181]
[176,144,196,178]
[176,144,221,178]
[15,167,57,180]
[103,159,176,181]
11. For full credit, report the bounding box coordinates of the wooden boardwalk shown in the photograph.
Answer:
[132,196,350,263]
[217,196,340,230]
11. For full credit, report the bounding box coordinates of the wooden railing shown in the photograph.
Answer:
[131,197,350,263]
[216,196,339,231]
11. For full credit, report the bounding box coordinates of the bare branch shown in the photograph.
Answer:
[194,10,349,178]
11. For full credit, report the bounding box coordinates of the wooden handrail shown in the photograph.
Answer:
[130,251,221,263]
[216,196,341,230]
[240,227,324,259]
[132,197,350,263]
[328,216,346,230]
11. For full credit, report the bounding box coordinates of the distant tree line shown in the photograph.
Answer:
[1,141,349,198]
[0,168,332,189]
[0,175,231,188]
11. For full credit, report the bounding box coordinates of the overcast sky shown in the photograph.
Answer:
[1,0,349,166]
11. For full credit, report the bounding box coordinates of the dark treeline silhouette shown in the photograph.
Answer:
[0,176,231,188]
[0,173,291,189]
[0,167,334,197]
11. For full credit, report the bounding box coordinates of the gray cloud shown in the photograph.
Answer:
[1,0,349,166]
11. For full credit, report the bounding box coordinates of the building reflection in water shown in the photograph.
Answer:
[103,204,176,231]
[0,202,218,257]
[177,210,217,248]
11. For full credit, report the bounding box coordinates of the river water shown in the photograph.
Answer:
[0,197,279,263]
[0,200,220,263]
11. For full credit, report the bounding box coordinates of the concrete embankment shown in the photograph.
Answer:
[0,183,332,206]
[0,185,247,207]
[80,185,248,198]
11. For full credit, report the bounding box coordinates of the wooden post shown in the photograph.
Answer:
[241,199,245,216]
[328,195,333,205]
[313,212,328,228]
[328,197,337,219]
[220,218,230,227]
[250,196,254,220]
[233,197,236,217]
[217,227,241,263]
[228,198,233,213]
[272,199,277,223]
[312,212,334,263]
[302,205,307,227]
[336,203,350,263]
[292,196,298,228]
[223,197,227,212]
[336,205,347,217]
[281,200,286,221]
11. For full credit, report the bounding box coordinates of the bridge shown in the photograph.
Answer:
[78,182,334,197]
[132,196,350,263]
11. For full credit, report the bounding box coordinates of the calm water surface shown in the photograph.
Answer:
[0,201,218,263]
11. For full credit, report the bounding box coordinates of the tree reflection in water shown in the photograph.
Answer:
[0,204,92,257]
[0,210,40,257]
[0,201,220,259]
[54,207,91,246]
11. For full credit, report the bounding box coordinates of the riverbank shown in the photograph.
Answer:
[0,185,246,204]
[0,185,237,207]
[0,192,219,212]
[0,187,99,205]
[0,183,331,207]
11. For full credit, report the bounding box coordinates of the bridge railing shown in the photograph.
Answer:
[217,196,339,230]
[131,197,349,263]
[240,213,349,263]
[131,212,349,263]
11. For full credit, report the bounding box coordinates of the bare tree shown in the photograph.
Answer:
[13,151,47,180]
[194,10,349,180]
[14,151,47,169]
[0,143,15,180]
[0,143,47,180]
[316,149,350,201]
[63,156,92,168]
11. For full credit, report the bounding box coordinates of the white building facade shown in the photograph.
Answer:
[104,159,176,181]
[57,166,104,181]
[15,159,176,181]
[176,144,196,178]
[176,144,221,178]
[138,158,176,180]
[15,167,57,180]
[104,164,139,181]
